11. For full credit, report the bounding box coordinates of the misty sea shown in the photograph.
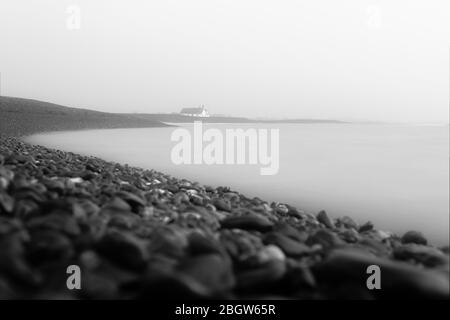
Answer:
[27,123,449,245]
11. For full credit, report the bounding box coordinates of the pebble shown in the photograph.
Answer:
[68,177,83,184]
[355,238,391,257]
[80,271,119,299]
[115,191,146,210]
[0,233,42,285]
[273,222,308,242]
[130,268,211,299]
[283,263,316,294]
[178,254,235,293]
[338,216,359,230]
[107,211,141,230]
[148,226,188,259]
[306,229,345,250]
[223,192,240,202]
[256,245,286,264]
[375,230,392,240]
[441,246,450,255]
[263,232,312,256]
[213,198,232,212]
[220,214,274,232]
[0,217,23,236]
[80,250,102,270]
[401,230,428,245]
[313,248,450,299]
[338,228,360,243]
[72,200,100,219]
[27,213,81,236]
[0,167,14,189]
[27,229,74,264]
[101,197,132,213]
[96,230,148,270]
[393,244,449,267]
[286,207,304,219]
[359,221,374,233]
[190,194,204,206]
[236,260,286,291]
[317,210,335,229]
[0,192,14,214]
[272,203,289,215]
[174,192,189,204]
[187,231,223,256]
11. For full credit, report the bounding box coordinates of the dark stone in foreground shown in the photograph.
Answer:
[393,244,449,267]
[0,136,448,300]
[317,210,334,229]
[313,249,449,299]
[263,232,312,256]
[220,214,274,232]
[401,230,428,245]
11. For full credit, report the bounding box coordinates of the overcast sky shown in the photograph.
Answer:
[0,0,449,122]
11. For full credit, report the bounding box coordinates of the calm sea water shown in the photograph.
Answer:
[27,124,449,245]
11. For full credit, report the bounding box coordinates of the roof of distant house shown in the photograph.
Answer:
[180,107,206,114]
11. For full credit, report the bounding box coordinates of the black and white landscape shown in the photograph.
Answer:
[0,0,449,303]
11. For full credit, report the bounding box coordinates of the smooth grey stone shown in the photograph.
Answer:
[178,254,235,293]
[317,210,335,229]
[394,244,449,267]
[97,230,148,270]
[401,230,428,245]
[236,260,286,291]
[306,229,345,250]
[313,248,450,299]
[263,232,312,256]
[221,214,274,232]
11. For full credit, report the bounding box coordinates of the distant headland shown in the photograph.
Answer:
[0,96,346,137]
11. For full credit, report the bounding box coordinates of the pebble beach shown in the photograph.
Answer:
[0,98,449,299]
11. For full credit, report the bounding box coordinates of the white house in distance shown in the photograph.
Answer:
[180,105,210,117]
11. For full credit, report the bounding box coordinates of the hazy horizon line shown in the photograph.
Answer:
[2,94,448,126]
